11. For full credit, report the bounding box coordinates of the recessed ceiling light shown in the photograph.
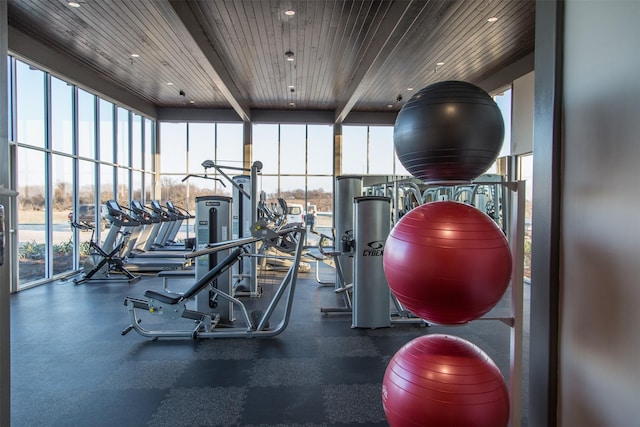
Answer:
[487,16,498,22]
[436,62,445,66]
[387,104,394,108]
[68,2,81,8]
[189,100,195,104]
[167,82,174,86]
[289,102,296,107]
[284,9,296,16]
[285,51,295,61]
[130,53,140,58]
[407,87,414,91]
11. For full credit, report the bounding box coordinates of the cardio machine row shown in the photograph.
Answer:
[102,200,193,273]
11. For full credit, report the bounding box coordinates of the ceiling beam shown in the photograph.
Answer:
[334,0,427,124]
[168,0,251,122]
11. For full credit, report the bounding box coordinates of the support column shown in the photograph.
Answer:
[333,123,342,178]
[530,0,564,426]
[243,121,252,170]
[1,2,12,424]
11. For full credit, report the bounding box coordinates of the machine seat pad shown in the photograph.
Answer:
[144,290,182,305]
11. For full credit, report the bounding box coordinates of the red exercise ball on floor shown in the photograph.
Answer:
[383,200,512,324]
[382,334,510,427]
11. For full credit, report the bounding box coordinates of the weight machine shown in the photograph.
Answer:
[318,195,426,327]
[121,222,306,339]
[184,160,262,297]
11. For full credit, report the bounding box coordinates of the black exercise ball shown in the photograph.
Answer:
[394,81,505,182]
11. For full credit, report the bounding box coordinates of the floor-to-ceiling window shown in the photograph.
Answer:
[77,88,96,159]
[51,154,73,276]
[252,123,279,209]
[77,88,97,268]
[144,119,154,200]
[276,124,308,220]
[158,121,244,241]
[306,125,334,232]
[16,147,46,284]
[342,125,409,177]
[341,124,409,221]
[341,126,368,175]
[159,122,188,206]
[47,76,75,275]
[519,153,533,281]
[14,59,47,286]
[77,159,96,268]
[8,56,156,290]
[116,107,130,206]
[252,123,334,241]
[131,114,143,201]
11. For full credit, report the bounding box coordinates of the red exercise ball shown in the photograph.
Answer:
[383,201,511,324]
[382,334,510,427]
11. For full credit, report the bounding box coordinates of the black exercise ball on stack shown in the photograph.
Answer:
[394,80,505,182]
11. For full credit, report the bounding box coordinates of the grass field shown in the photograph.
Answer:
[18,210,334,225]
[18,210,69,224]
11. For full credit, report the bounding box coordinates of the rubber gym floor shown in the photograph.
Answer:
[10,261,529,426]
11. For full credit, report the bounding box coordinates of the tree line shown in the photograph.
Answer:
[18,181,334,213]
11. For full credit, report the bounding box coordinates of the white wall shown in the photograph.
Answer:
[511,72,534,155]
[560,1,640,425]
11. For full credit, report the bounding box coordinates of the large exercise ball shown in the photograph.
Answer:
[382,334,510,427]
[383,201,511,324]
[394,80,505,182]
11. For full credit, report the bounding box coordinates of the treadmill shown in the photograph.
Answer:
[147,200,186,251]
[123,201,191,259]
[130,200,161,253]
[164,201,194,248]
[105,200,190,272]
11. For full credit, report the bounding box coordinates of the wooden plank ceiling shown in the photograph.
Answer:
[7,0,535,122]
